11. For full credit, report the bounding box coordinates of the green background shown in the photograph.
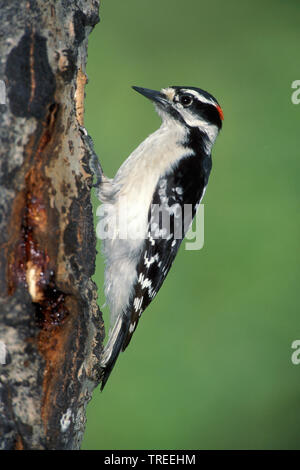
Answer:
[82,0,300,449]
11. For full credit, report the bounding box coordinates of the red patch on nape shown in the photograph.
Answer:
[216,105,224,120]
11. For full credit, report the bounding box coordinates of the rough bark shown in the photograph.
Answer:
[0,0,104,450]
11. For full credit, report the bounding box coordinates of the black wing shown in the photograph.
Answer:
[122,153,211,349]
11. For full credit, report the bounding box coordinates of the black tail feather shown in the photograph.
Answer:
[100,317,128,391]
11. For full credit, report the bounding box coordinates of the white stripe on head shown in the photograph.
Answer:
[180,88,217,107]
[177,107,219,148]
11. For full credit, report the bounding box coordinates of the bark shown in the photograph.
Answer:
[0,0,104,450]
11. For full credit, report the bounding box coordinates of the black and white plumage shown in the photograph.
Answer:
[97,85,223,389]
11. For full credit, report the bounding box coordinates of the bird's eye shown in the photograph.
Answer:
[179,95,193,107]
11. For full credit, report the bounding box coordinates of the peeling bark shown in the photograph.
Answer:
[0,0,103,450]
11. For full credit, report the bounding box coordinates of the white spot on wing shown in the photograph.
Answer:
[149,234,155,245]
[133,296,143,312]
[141,277,152,289]
[144,252,159,268]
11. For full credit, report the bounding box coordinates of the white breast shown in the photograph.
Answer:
[98,117,195,323]
[113,118,193,242]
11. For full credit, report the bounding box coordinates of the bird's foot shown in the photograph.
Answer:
[79,125,103,187]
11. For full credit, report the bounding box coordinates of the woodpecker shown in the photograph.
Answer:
[95,86,223,389]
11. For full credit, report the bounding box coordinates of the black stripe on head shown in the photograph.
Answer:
[193,100,223,129]
[172,86,221,107]
[171,86,223,129]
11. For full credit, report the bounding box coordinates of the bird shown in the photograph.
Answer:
[95,85,223,389]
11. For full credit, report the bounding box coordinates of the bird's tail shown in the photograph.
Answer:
[100,315,128,391]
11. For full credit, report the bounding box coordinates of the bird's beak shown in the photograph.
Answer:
[132,86,167,106]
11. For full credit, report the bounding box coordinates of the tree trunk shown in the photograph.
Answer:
[0,0,103,450]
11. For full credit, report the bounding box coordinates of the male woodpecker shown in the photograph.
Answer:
[95,86,223,389]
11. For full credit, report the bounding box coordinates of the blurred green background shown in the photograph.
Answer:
[82,0,300,449]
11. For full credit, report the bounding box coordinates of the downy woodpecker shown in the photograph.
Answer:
[96,86,223,389]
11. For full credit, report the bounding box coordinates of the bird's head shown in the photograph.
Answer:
[132,85,223,141]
